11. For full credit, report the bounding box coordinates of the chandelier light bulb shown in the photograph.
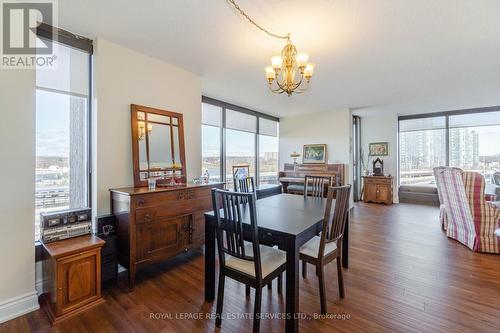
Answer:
[265,66,276,81]
[304,63,315,79]
[271,55,283,71]
[296,52,309,69]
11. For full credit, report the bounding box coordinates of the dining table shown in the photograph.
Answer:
[204,193,349,333]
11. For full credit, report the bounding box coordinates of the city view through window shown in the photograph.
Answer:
[202,130,279,184]
[35,43,90,240]
[400,112,500,187]
[201,102,279,186]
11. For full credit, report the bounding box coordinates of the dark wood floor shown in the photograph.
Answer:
[2,202,500,333]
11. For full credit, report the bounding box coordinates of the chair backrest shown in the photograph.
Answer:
[234,176,255,194]
[433,166,448,205]
[462,171,500,252]
[211,189,262,279]
[318,185,351,258]
[304,175,332,198]
[493,172,500,186]
[433,167,476,248]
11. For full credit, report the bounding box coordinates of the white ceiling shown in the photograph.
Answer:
[58,0,500,117]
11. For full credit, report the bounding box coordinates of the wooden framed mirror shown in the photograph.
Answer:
[131,104,186,187]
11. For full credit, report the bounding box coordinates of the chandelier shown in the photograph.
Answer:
[228,0,315,96]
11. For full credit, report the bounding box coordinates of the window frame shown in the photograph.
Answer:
[201,96,279,185]
[398,105,500,187]
[35,26,93,246]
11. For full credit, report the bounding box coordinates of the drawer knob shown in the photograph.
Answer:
[144,214,152,221]
[138,199,145,206]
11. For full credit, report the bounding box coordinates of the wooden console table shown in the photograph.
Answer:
[362,176,393,204]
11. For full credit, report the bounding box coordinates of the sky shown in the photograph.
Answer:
[202,126,278,157]
[472,127,500,156]
[36,89,70,157]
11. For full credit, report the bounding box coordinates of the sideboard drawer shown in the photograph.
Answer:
[364,177,392,185]
[134,187,213,208]
[135,198,212,224]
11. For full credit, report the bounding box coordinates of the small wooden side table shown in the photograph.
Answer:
[362,175,393,204]
[39,235,105,325]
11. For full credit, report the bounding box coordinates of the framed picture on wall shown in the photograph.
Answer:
[232,164,250,179]
[303,144,327,164]
[369,142,389,156]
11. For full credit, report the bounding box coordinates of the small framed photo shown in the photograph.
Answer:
[232,165,250,179]
[303,144,327,164]
[369,142,389,156]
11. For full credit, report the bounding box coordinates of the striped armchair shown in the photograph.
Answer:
[434,167,500,253]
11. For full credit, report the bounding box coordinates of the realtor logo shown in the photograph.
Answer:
[1,0,57,68]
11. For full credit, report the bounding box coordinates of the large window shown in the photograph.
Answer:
[399,109,500,187]
[201,103,222,182]
[201,98,279,187]
[259,118,279,185]
[35,38,92,240]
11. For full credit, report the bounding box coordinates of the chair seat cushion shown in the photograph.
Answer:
[287,184,304,192]
[225,243,286,278]
[299,236,337,258]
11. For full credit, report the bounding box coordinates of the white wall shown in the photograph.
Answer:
[279,109,352,185]
[93,38,202,215]
[0,70,39,322]
[357,113,399,203]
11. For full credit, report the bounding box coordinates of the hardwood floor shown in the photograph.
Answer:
[2,202,499,333]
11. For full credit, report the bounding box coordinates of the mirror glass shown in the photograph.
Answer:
[140,171,149,181]
[172,126,180,165]
[148,123,173,169]
[138,136,148,171]
[148,113,170,124]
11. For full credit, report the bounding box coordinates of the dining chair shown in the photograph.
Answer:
[211,189,287,333]
[304,175,332,198]
[300,185,351,314]
[233,175,282,293]
[234,176,255,194]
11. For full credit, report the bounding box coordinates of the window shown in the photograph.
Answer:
[202,103,222,182]
[35,39,92,240]
[201,98,279,187]
[399,108,500,188]
[258,118,279,185]
[399,117,446,186]
[449,111,500,182]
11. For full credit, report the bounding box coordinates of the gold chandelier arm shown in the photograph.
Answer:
[227,0,290,40]
[295,80,310,93]
[269,82,286,94]
[274,77,288,91]
[291,75,304,91]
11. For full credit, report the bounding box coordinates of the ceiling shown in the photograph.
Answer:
[58,0,500,117]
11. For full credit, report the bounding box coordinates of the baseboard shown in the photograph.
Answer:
[0,291,39,324]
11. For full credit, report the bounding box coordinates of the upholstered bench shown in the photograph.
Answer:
[286,184,304,195]
[256,184,283,200]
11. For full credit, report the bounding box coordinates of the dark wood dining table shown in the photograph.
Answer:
[204,193,349,333]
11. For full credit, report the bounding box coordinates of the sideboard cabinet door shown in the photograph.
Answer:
[136,216,188,261]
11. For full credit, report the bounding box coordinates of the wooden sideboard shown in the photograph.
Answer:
[40,235,105,325]
[109,182,224,289]
[362,176,393,204]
